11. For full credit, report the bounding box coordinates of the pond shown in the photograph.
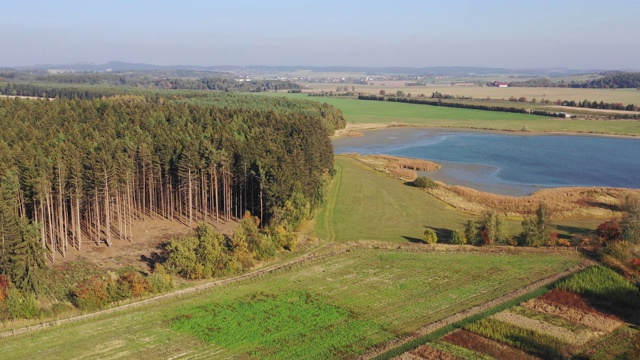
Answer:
[333,128,640,196]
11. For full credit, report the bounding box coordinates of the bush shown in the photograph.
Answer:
[423,228,438,244]
[0,275,10,302]
[120,271,151,297]
[106,278,132,302]
[597,219,622,243]
[450,230,467,245]
[604,241,635,263]
[413,176,437,189]
[148,264,174,294]
[74,276,108,311]
[5,288,40,320]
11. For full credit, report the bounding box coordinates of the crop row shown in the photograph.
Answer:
[553,265,640,307]
[464,317,568,359]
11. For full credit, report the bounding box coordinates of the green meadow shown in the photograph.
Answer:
[0,250,579,359]
[314,156,521,243]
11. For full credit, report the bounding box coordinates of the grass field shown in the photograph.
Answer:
[300,82,640,105]
[314,156,522,243]
[0,249,579,359]
[261,93,640,135]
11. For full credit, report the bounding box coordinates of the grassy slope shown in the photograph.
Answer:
[0,250,579,360]
[261,93,640,135]
[314,156,521,243]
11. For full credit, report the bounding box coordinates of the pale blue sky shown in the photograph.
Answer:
[1,0,638,69]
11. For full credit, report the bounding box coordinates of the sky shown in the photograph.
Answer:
[1,0,639,70]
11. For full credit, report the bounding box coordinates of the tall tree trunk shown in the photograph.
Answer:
[188,167,193,227]
[75,189,82,250]
[104,171,111,246]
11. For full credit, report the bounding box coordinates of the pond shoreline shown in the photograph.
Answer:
[332,125,640,197]
[334,122,640,140]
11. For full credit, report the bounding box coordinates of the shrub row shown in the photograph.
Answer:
[358,95,567,118]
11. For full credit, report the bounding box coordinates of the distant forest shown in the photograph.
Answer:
[0,71,300,92]
[0,93,345,269]
[507,72,640,89]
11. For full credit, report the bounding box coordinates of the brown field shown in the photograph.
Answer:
[442,330,539,360]
[522,299,623,333]
[299,82,640,105]
[492,310,604,346]
[406,345,460,360]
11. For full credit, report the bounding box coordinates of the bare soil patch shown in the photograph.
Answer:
[54,217,237,272]
[443,329,539,360]
[405,344,460,360]
[492,310,603,346]
[522,290,624,332]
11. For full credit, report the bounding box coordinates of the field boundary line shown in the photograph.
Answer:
[0,241,585,340]
[323,161,342,242]
[0,242,330,339]
[360,259,595,360]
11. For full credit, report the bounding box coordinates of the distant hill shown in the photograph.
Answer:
[7,61,619,77]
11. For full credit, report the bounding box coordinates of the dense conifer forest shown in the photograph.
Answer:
[0,93,345,296]
[507,71,640,89]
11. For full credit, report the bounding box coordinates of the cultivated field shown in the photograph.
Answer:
[397,266,640,359]
[262,93,640,136]
[0,249,580,359]
[300,82,640,105]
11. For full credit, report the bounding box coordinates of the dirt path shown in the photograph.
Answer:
[0,242,329,339]
[358,260,594,360]
[321,161,343,242]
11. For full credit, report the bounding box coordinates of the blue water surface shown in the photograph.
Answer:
[333,128,640,193]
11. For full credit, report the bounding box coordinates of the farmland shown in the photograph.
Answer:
[300,82,640,105]
[261,92,640,136]
[0,249,580,359]
[396,266,640,359]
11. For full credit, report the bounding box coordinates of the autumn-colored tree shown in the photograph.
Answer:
[596,219,622,244]
[74,276,109,310]
[423,228,438,244]
[520,203,553,247]
[120,271,151,297]
[450,230,467,245]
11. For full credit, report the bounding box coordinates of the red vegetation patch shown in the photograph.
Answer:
[443,329,538,360]
[540,289,611,315]
[409,344,460,360]
[524,289,623,332]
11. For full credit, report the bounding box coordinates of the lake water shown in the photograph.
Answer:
[333,128,640,196]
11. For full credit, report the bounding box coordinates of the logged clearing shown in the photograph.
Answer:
[0,249,579,359]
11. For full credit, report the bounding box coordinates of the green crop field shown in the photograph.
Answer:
[0,249,579,359]
[259,93,640,135]
[314,156,521,243]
